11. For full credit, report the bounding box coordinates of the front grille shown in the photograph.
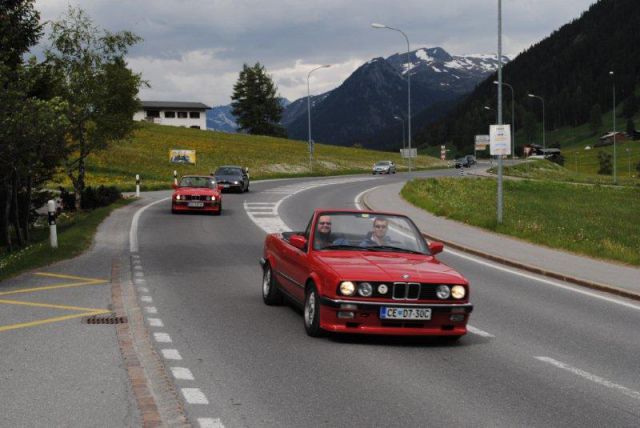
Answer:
[392,282,421,300]
[185,195,205,201]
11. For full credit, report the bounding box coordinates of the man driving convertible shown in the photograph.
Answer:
[313,215,347,249]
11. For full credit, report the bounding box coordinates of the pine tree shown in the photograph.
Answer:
[231,63,286,137]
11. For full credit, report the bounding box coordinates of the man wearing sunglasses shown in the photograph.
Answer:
[360,216,392,247]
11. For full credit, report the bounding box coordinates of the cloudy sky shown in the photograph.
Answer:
[35,0,596,107]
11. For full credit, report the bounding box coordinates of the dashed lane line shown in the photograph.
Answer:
[181,388,209,405]
[170,367,195,381]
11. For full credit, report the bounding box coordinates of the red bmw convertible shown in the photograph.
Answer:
[171,175,222,215]
[260,209,473,339]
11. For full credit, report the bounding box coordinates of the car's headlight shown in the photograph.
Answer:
[436,285,451,299]
[233,181,240,184]
[339,281,355,296]
[210,196,216,201]
[377,283,389,295]
[357,282,373,297]
[451,285,466,299]
[175,195,182,200]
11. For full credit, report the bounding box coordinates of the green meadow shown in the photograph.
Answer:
[51,122,445,191]
[401,177,640,265]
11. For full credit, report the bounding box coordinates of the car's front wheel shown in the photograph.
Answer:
[262,264,282,305]
[304,283,323,337]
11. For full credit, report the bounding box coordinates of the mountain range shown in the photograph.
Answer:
[208,48,508,148]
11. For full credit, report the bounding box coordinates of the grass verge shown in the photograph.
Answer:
[0,198,133,281]
[401,177,640,266]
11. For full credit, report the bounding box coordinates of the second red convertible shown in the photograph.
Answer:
[171,175,222,215]
[260,209,473,339]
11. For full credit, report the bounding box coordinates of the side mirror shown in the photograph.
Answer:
[289,235,307,251]
[429,241,444,255]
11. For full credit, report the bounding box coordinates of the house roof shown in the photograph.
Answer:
[140,101,211,110]
[599,131,625,139]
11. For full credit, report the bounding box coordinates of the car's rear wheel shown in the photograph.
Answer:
[304,283,323,337]
[262,264,282,305]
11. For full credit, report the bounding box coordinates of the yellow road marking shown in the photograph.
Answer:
[0,310,110,333]
[0,298,108,313]
[34,272,108,283]
[0,280,107,297]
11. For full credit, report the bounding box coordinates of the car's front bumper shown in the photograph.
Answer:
[172,201,221,213]
[318,296,473,336]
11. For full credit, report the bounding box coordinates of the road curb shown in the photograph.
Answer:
[360,190,640,303]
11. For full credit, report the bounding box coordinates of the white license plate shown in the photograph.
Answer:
[188,202,204,207]
[223,184,230,188]
[380,307,431,320]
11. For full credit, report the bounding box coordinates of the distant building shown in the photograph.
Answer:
[133,101,211,129]
[596,131,626,147]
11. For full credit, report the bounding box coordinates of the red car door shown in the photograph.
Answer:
[278,240,309,304]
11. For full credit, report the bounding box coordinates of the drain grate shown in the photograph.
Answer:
[85,314,128,325]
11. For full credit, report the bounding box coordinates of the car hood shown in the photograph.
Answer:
[315,252,466,284]
[173,187,218,195]
[215,174,243,181]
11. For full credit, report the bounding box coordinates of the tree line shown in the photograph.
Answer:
[1,2,143,251]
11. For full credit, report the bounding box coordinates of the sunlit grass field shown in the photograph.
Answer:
[401,177,640,265]
[51,122,445,191]
[493,159,639,186]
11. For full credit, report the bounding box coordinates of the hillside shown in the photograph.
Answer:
[51,123,445,191]
[417,0,640,153]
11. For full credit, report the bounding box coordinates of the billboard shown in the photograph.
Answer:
[474,134,490,151]
[169,149,196,164]
[489,125,511,156]
[400,148,417,159]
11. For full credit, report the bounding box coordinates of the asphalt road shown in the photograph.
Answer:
[134,170,640,427]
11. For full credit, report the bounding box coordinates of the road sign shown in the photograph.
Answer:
[489,125,511,156]
[475,134,489,151]
[400,148,417,159]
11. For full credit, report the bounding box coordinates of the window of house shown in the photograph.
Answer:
[177,111,188,118]
[146,110,160,118]
[189,112,200,119]
[164,111,175,118]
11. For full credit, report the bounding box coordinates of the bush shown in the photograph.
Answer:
[58,186,122,211]
[597,151,612,175]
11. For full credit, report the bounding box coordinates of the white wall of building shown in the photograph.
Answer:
[133,108,207,129]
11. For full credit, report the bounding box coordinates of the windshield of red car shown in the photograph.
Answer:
[178,177,217,188]
[313,212,429,254]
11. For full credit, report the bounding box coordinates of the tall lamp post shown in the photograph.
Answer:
[494,80,515,159]
[610,70,617,185]
[528,93,545,151]
[393,115,405,150]
[307,64,331,170]
[372,22,412,172]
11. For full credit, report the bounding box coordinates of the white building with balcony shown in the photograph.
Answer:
[133,101,211,129]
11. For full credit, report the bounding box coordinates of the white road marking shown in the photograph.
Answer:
[134,265,143,271]
[536,356,640,401]
[447,248,640,312]
[138,287,149,293]
[140,295,153,303]
[153,332,172,343]
[182,388,209,404]
[198,418,225,428]
[467,325,495,337]
[134,271,144,278]
[161,349,182,360]
[170,367,195,380]
[147,318,164,327]
[130,197,170,253]
[134,278,146,284]
[144,306,158,314]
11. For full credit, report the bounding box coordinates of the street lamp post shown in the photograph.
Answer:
[393,115,405,150]
[494,80,515,158]
[626,147,631,177]
[610,70,617,184]
[307,64,331,171]
[372,23,412,172]
[528,93,545,151]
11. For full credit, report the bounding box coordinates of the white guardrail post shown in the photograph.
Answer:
[136,174,140,197]
[47,199,58,249]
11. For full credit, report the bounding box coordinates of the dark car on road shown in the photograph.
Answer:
[454,157,470,168]
[214,165,250,192]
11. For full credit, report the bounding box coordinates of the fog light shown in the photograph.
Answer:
[451,285,466,299]
[436,285,451,299]
[450,314,465,322]
[357,282,373,297]
[340,304,358,310]
[338,311,355,319]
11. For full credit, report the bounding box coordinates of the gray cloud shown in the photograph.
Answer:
[35,0,596,105]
